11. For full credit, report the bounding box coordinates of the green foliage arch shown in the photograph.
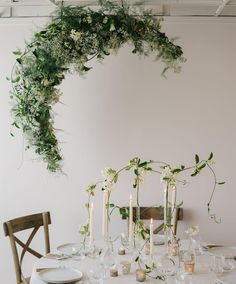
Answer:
[10,1,185,172]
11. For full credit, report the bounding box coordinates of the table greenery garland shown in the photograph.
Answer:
[81,153,224,280]
[82,152,224,240]
[10,0,185,172]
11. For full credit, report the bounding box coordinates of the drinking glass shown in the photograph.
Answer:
[88,260,105,284]
[100,246,116,278]
[210,255,224,276]
[190,235,203,255]
[221,255,235,272]
[159,255,176,276]
[121,233,129,247]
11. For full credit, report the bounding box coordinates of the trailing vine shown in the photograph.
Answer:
[81,153,224,280]
[81,152,225,238]
[10,0,185,172]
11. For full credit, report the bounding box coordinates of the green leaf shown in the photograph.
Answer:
[195,154,199,164]
[172,168,181,174]
[139,162,148,168]
[16,58,22,65]
[198,163,206,170]
[191,171,198,177]
[12,122,20,128]
[208,152,213,160]
[113,173,118,183]
[13,50,22,56]
[82,66,92,72]
[11,76,20,83]
[177,201,183,208]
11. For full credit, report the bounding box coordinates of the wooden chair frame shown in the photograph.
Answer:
[3,212,51,284]
[123,206,183,235]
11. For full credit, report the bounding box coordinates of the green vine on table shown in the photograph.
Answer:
[81,153,224,281]
[83,152,224,240]
[10,0,185,172]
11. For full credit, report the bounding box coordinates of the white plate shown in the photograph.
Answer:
[217,270,236,284]
[37,267,83,283]
[57,243,81,255]
[153,234,165,245]
[208,246,236,257]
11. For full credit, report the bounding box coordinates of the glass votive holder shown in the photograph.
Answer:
[120,260,131,274]
[110,268,118,277]
[184,260,195,274]
[169,243,179,256]
[118,247,126,255]
[222,256,235,272]
[136,269,146,282]
[183,251,195,274]
[210,255,224,275]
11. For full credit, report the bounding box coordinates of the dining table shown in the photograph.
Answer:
[30,239,235,284]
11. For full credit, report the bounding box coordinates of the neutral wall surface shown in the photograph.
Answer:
[0,17,236,283]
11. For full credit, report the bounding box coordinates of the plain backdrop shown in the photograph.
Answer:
[0,16,236,283]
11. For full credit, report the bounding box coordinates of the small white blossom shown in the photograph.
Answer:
[101,168,117,192]
[87,16,92,24]
[185,225,200,236]
[160,166,176,187]
[110,23,116,32]
[103,17,108,24]
[70,29,82,42]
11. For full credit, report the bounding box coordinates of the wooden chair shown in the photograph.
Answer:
[123,206,183,235]
[3,212,51,284]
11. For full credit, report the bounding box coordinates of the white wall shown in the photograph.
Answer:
[1,17,236,283]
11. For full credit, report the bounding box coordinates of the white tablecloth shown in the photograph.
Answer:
[30,242,230,284]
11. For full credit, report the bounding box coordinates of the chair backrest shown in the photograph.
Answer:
[3,212,51,284]
[123,206,183,235]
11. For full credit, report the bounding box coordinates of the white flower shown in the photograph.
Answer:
[160,166,176,186]
[70,29,82,42]
[103,17,108,24]
[110,23,116,32]
[101,168,117,192]
[185,225,200,236]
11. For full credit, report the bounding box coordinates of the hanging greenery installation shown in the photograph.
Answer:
[10,0,185,172]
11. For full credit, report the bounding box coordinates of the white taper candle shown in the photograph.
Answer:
[129,194,133,243]
[89,203,94,245]
[171,186,177,237]
[150,218,154,255]
[102,189,108,238]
